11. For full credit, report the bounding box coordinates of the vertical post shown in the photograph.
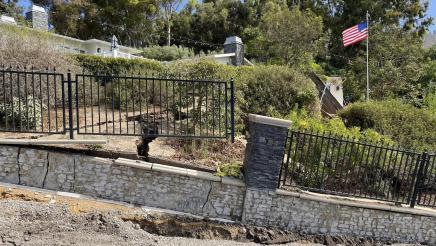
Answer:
[67,71,74,139]
[366,11,370,102]
[410,152,428,208]
[243,114,291,189]
[241,114,291,225]
[230,78,235,143]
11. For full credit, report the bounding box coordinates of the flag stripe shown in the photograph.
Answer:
[343,27,358,35]
[342,22,368,47]
[343,29,367,42]
[344,35,368,46]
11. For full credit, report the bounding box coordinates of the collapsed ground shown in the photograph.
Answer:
[0,185,416,246]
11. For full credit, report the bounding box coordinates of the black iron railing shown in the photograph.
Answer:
[279,130,436,208]
[415,153,436,208]
[0,66,65,134]
[0,67,235,141]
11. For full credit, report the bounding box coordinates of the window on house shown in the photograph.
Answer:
[97,48,101,53]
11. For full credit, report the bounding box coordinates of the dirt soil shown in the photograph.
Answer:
[0,132,246,172]
[0,185,419,246]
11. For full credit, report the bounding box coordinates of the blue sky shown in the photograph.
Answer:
[18,0,436,32]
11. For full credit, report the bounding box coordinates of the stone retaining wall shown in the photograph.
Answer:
[0,138,436,244]
[243,188,436,244]
[0,146,245,221]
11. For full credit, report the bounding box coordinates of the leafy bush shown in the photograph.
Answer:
[74,54,164,75]
[338,100,436,151]
[283,109,394,145]
[237,65,319,120]
[0,96,46,130]
[215,162,243,179]
[141,45,196,61]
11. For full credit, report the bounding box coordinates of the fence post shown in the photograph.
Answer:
[67,71,74,140]
[230,78,235,143]
[410,151,428,208]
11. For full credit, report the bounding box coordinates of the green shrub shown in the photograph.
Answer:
[141,45,196,61]
[74,54,164,75]
[215,162,243,179]
[237,65,319,120]
[284,109,395,145]
[0,96,46,130]
[338,100,436,151]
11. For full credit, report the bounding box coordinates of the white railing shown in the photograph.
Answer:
[96,50,144,60]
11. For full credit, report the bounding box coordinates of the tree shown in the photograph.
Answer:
[32,0,159,47]
[245,2,325,68]
[344,24,425,104]
[0,0,24,23]
[159,0,183,46]
[170,0,253,53]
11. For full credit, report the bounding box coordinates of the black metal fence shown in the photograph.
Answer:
[0,67,235,141]
[279,130,436,208]
[0,67,65,134]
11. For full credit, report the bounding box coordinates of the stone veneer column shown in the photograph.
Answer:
[242,114,291,225]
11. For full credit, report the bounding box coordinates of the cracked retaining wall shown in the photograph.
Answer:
[0,146,245,221]
[1,145,436,244]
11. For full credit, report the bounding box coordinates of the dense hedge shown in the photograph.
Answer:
[338,100,436,151]
[74,55,164,75]
[73,55,320,133]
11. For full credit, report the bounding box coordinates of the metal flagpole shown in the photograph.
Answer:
[366,11,370,101]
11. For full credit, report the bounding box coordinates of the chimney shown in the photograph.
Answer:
[0,15,17,25]
[25,5,48,31]
[224,36,244,66]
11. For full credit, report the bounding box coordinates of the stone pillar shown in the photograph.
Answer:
[243,114,291,189]
[241,114,291,225]
[25,5,48,31]
[224,36,244,66]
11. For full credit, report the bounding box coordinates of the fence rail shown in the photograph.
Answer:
[0,67,235,141]
[279,130,436,208]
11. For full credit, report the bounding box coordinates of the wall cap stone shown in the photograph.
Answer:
[221,177,245,187]
[113,157,245,187]
[152,163,189,176]
[248,114,292,128]
[276,189,436,218]
[186,169,221,182]
[114,158,152,170]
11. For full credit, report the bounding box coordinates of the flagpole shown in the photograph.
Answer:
[366,11,370,101]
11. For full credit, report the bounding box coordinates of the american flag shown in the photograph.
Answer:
[342,22,368,47]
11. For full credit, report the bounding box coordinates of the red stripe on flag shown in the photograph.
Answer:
[343,34,368,46]
[343,30,367,42]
